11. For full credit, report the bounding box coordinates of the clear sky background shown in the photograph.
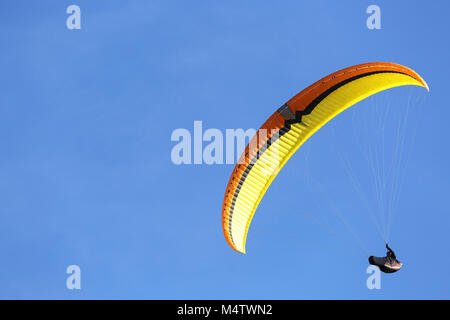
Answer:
[0,1,449,299]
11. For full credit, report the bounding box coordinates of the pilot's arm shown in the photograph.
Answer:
[386,243,396,259]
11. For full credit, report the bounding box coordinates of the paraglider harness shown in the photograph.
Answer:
[368,243,403,273]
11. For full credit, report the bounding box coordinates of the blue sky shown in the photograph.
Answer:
[0,1,449,299]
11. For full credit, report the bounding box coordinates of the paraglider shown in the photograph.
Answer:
[221,62,429,255]
[369,243,403,273]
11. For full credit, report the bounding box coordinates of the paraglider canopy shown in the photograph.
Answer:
[222,62,429,254]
